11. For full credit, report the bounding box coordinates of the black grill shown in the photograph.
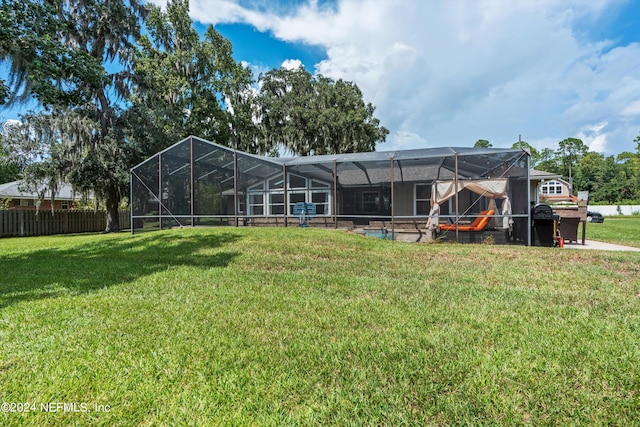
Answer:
[532,203,558,220]
[531,203,559,246]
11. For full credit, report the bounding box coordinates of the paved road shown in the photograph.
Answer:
[563,240,640,252]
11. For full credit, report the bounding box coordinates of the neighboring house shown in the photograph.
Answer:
[529,170,576,203]
[539,178,576,202]
[0,180,78,210]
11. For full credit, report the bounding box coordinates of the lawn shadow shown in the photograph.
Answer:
[0,231,242,309]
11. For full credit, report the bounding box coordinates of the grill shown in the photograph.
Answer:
[531,203,559,246]
[532,203,557,220]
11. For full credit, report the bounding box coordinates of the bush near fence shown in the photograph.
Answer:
[0,210,130,238]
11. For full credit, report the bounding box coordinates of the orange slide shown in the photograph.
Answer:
[439,209,495,232]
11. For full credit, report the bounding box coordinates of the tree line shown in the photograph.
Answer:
[0,0,388,231]
[476,137,640,204]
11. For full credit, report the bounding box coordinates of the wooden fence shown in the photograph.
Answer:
[0,210,130,238]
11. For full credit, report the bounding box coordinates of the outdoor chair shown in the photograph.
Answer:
[439,210,495,232]
[558,217,581,243]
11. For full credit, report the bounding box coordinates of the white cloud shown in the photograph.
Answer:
[281,59,303,70]
[577,122,609,153]
[622,100,640,117]
[386,130,428,151]
[4,119,21,127]
[177,0,640,155]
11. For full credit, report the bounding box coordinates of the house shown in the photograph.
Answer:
[130,136,533,244]
[0,180,78,210]
[529,170,576,203]
[539,178,576,203]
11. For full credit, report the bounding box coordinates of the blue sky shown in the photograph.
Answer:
[177,0,640,156]
[3,0,640,156]
[201,22,327,74]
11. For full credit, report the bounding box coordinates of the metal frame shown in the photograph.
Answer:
[130,136,531,244]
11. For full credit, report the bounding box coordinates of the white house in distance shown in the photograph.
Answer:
[529,170,575,203]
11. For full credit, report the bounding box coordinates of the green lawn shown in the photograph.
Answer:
[586,216,640,247]
[1,227,639,425]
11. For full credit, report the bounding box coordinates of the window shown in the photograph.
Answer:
[237,197,246,214]
[19,199,34,207]
[248,193,264,215]
[288,174,306,189]
[311,179,330,189]
[246,173,332,217]
[353,192,362,212]
[61,201,70,210]
[415,184,431,215]
[382,194,390,213]
[248,181,265,191]
[541,181,564,195]
[288,192,306,214]
[362,192,379,213]
[269,193,285,215]
[287,191,331,215]
[311,192,329,215]
[268,177,283,190]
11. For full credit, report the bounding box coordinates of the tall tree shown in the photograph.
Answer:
[2,112,97,210]
[511,140,540,167]
[65,0,147,232]
[626,133,640,191]
[132,0,257,153]
[557,137,589,194]
[0,0,105,108]
[255,67,388,155]
[614,149,640,202]
[574,151,605,195]
[0,156,20,184]
[0,81,8,106]
[535,147,560,174]
[631,134,640,185]
[0,123,22,183]
[590,155,627,203]
[255,67,314,155]
[1,0,147,231]
[473,139,492,148]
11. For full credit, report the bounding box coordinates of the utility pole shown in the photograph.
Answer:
[568,156,573,195]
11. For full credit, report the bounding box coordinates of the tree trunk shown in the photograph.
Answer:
[105,205,120,233]
[104,188,120,233]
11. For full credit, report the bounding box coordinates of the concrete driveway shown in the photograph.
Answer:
[563,240,640,252]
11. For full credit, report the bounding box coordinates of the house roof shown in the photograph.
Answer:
[530,169,562,180]
[0,180,77,201]
[279,146,521,164]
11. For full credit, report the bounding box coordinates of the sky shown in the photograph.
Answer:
[3,0,640,157]
[175,0,640,156]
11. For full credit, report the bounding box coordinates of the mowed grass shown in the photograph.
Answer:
[1,227,639,426]
[586,216,640,247]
